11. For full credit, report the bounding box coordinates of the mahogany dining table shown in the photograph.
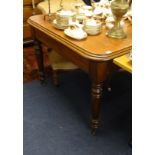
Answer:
[28,15,132,134]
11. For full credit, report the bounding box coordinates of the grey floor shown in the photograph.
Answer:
[24,70,132,155]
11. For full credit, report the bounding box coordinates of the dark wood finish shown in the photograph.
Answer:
[47,48,60,86]
[90,62,108,133]
[28,15,132,133]
[52,70,60,86]
[33,39,46,84]
[23,0,42,44]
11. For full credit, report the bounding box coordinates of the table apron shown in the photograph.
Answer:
[34,28,93,73]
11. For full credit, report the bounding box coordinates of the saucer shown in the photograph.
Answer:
[64,27,87,40]
[52,19,68,30]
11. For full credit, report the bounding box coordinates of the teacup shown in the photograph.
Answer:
[56,9,76,27]
[84,18,102,35]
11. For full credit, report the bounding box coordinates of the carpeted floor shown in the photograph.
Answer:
[23,70,132,155]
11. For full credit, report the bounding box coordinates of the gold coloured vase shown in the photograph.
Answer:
[107,0,129,39]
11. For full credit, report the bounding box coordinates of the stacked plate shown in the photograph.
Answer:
[84,19,102,35]
[52,19,68,30]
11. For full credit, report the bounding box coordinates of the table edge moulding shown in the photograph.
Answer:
[28,15,132,61]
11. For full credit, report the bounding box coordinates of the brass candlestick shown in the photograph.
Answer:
[43,0,52,21]
[44,0,63,21]
[107,0,129,39]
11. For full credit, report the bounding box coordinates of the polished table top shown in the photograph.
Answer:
[28,15,132,61]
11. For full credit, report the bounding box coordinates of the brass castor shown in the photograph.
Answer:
[107,87,112,92]
[52,71,60,87]
[91,128,97,136]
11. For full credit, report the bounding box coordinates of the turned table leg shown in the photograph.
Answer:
[89,62,108,135]
[91,82,103,135]
[34,40,46,84]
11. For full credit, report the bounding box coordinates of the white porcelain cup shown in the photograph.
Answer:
[84,19,102,35]
[56,10,75,27]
